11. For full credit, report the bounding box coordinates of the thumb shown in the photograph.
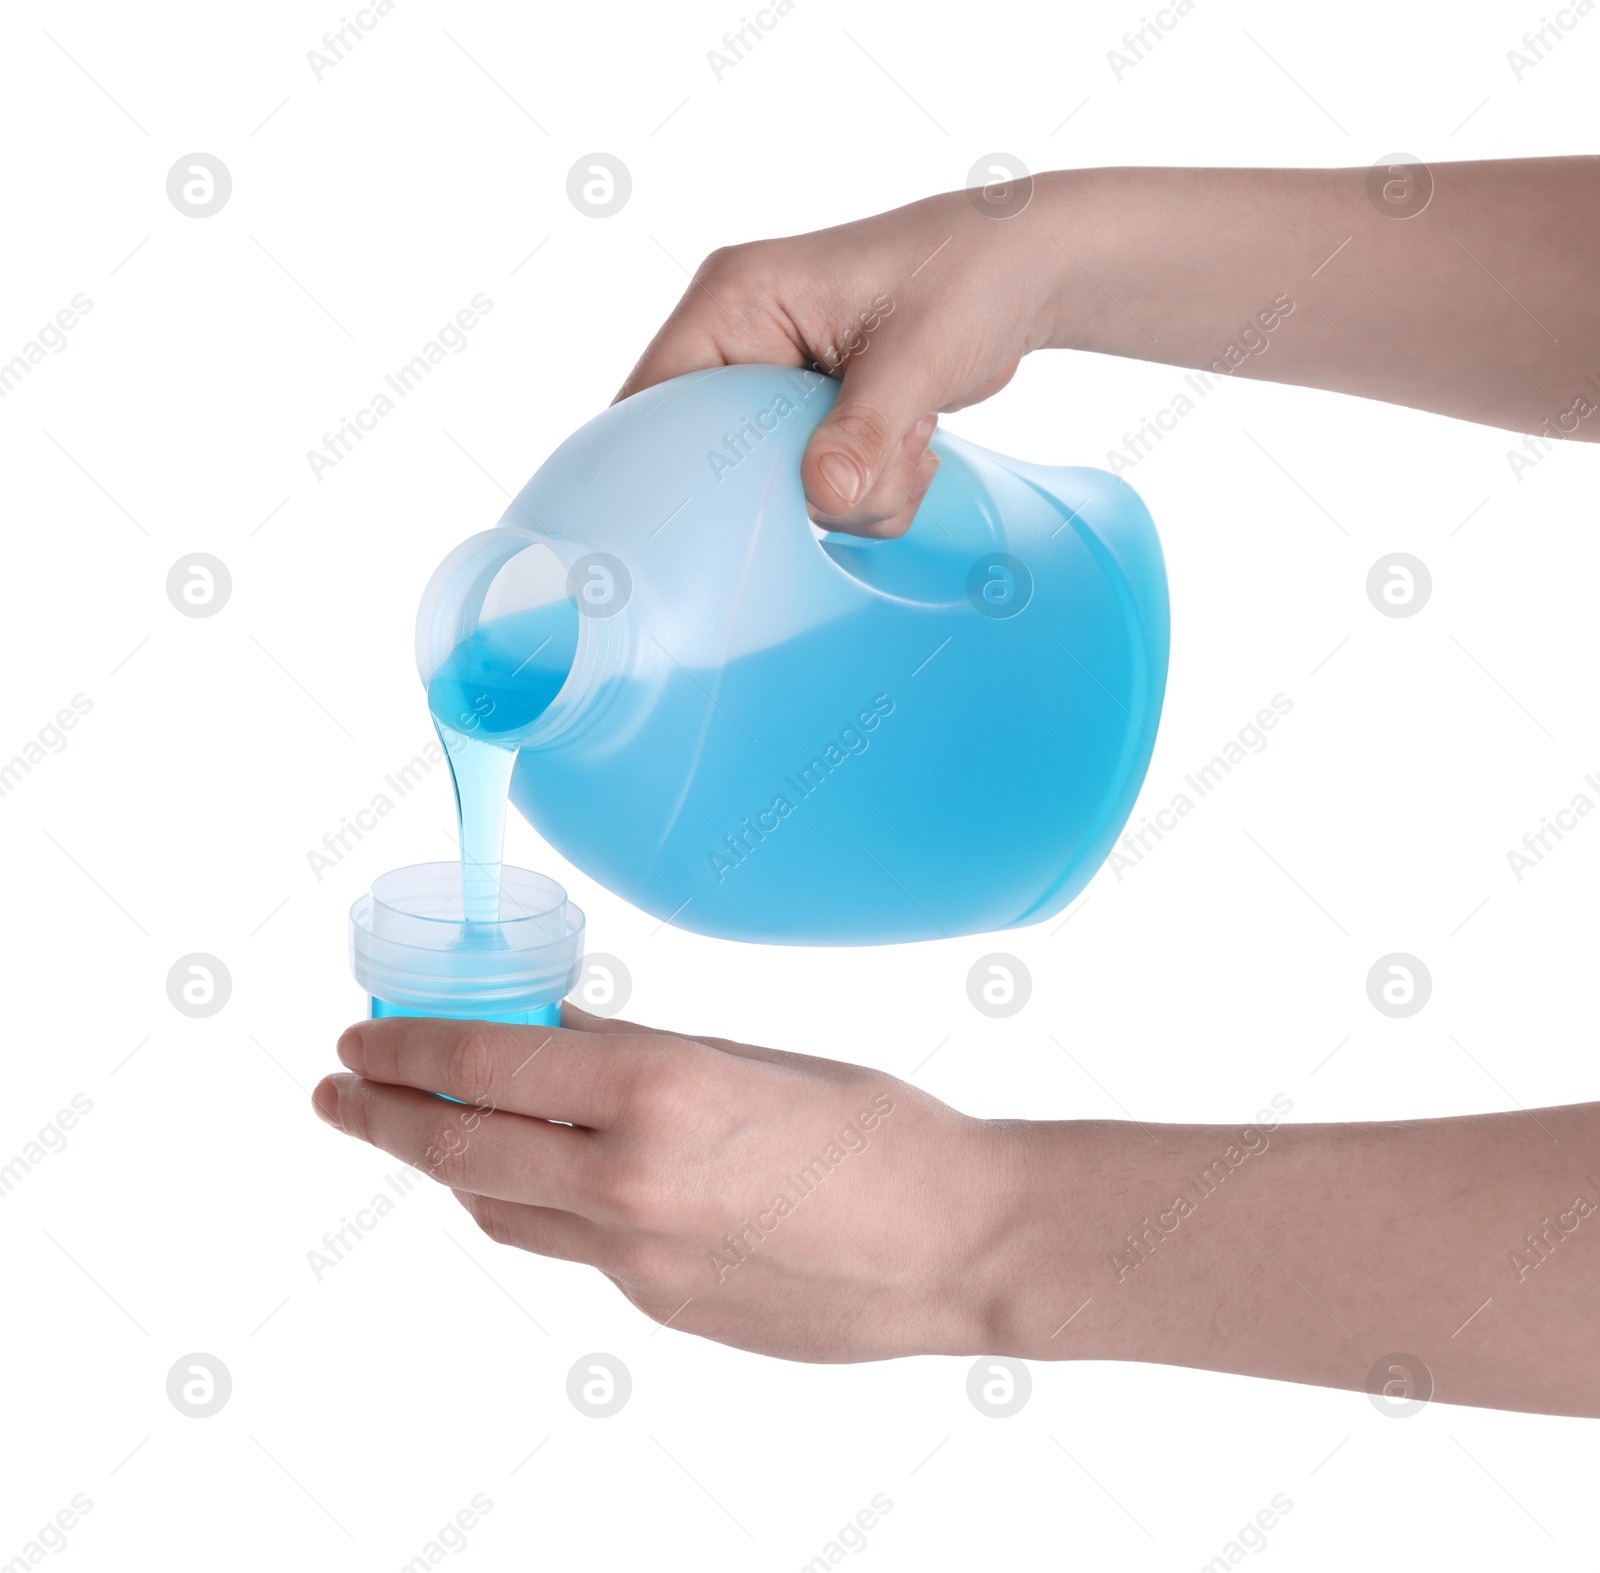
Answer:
[802,349,943,538]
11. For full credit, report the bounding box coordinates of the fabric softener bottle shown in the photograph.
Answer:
[415,364,1169,945]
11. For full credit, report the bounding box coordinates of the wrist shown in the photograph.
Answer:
[940,1115,1106,1360]
[1025,167,1142,354]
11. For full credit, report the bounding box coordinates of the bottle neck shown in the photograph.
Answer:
[521,591,631,748]
[416,527,633,748]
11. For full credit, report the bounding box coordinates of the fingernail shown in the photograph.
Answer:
[819,452,864,507]
[903,414,937,459]
[910,451,940,503]
[336,1027,366,1075]
[312,1079,343,1129]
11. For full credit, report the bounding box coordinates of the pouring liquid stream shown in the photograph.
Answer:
[426,603,580,925]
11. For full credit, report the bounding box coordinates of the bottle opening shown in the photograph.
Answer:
[418,532,580,747]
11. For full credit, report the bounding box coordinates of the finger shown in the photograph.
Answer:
[817,447,941,542]
[802,336,947,532]
[313,1072,602,1213]
[563,1000,793,1069]
[560,1000,673,1037]
[614,245,806,402]
[453,1189,612,1267]
[338,1016,645,1127]
[562,999,833,1072]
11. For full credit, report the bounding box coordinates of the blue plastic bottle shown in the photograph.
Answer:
[416,365,1169,945]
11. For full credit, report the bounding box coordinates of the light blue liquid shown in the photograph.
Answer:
[501,600,1148,942]
[370,995,560,1100]
[423,584,1152,946]
[369,996,560,1027]
[427,605,579,923]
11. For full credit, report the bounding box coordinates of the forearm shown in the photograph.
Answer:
[1032,160,1600,439]
[979,1102,1600,1416]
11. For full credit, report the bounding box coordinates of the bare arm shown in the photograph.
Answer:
[620,158,1600,535]
[1044,160,1600,435]
[992,1101,1600,1418]
[313,1014,1600,1417]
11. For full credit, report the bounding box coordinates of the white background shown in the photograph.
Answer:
[2,0,1597,1567]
